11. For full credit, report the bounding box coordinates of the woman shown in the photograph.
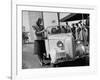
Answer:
[32,18,46,66]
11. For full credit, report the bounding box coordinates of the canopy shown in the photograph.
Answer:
[60,13,89,22]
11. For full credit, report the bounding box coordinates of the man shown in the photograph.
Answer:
[71,24,76,39]
[66,22,71,33]
[76,22,82,40]
[82,23,88,45]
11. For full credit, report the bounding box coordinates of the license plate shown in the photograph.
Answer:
[57,52,66,58]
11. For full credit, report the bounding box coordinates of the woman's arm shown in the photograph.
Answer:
[36,29,45,33]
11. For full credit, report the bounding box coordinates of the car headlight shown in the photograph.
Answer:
[57,40,64,48]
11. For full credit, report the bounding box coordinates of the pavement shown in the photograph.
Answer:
[22,43,42,69]
[22,43,89,69]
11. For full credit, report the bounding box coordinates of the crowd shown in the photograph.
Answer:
[71,20,89,45]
